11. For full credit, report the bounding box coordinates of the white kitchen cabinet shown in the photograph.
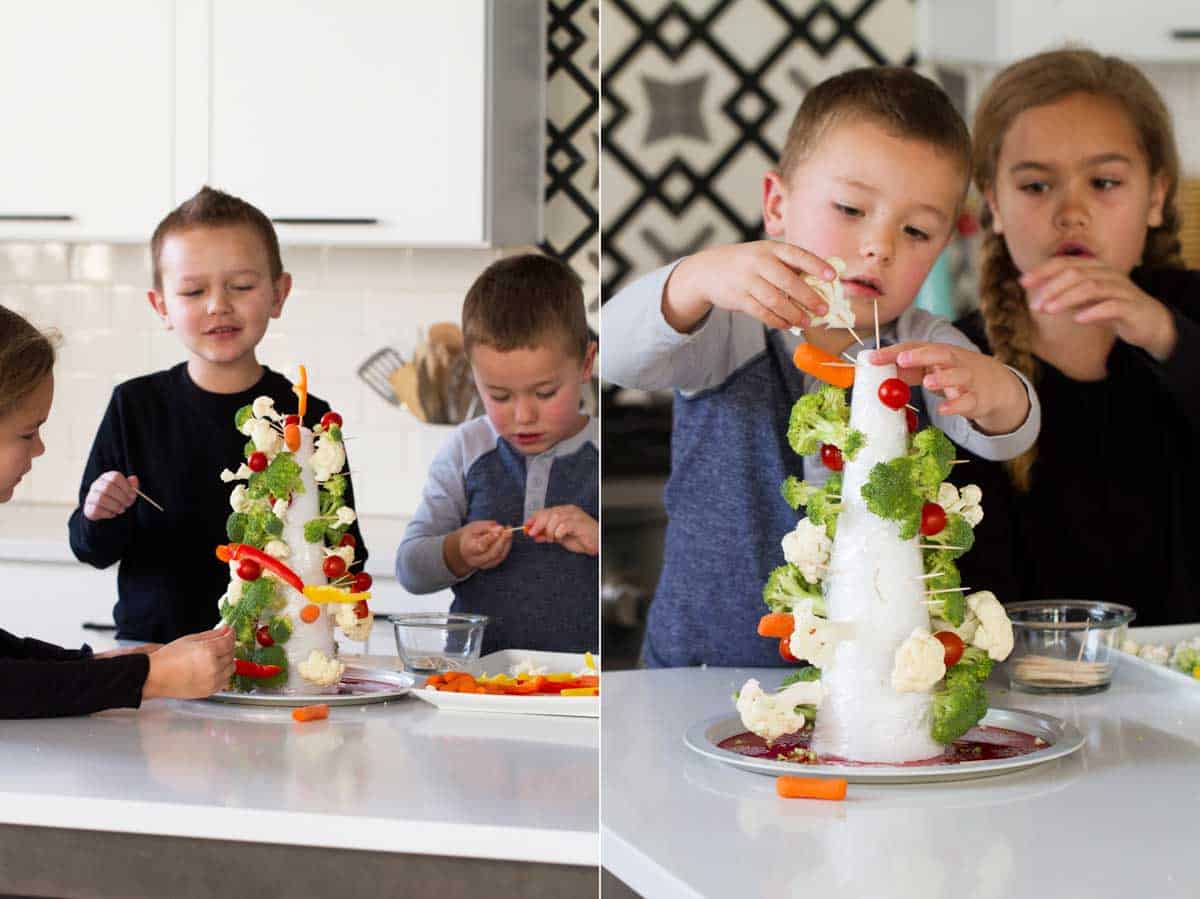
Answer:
[917,0,1200,65]
[0,2,174,243]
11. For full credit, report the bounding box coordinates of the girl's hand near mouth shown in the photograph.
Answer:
[1020,256,1178,359]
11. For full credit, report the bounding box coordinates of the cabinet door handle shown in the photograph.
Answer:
[1169,29,1200,40]
[271,217,380,225]
[0,214,75,222]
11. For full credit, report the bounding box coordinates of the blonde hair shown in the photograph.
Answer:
[972,48,1183,491]
[0,306,57,419]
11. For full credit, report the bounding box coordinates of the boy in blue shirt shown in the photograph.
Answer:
[603,67,1041,668]
[396,254,598,655]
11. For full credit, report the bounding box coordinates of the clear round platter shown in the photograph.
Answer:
[206,665,417,707]
[683,707,1084,784]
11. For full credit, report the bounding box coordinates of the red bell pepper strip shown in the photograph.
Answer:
[225,543,304,593]
[235,659,283,679]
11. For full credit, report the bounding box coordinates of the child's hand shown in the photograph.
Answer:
[663,241,838,334]
[444,520,513,578]
[871,343,1030,435]
[525,505,599,556]
[142,625,236,700]
[1020,257,1177,360]
[84,471,141,521]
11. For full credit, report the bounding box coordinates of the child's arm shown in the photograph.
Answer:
[67,391,138,568]
[525,505,598,556]
[602,242,832,393]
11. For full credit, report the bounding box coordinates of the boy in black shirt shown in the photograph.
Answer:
[68,187,366,642]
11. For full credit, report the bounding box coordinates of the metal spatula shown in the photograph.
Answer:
[357,347,404,405]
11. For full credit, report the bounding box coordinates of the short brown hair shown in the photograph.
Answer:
[777,66,972,190]
[0,306,57,419]
[150,186,283,291]
[462,254,589,359]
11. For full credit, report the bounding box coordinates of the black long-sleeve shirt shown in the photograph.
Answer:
[68,363,368,642]
[0,629,148,718]
[953,267,1200,626]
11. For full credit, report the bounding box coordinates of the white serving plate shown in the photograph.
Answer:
[683,707,1083,784]
[408,649,599,718]
[207,665,417,707]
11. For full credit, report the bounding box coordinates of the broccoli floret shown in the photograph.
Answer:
[226,512,248,543]
[804,473,843,537]
[763,565,825,614]
[793,703,818,721]
[251,645,289,690]
[861,457,924,538]
[787,386,865,460]
[910,427,956,497]
[320,474,347,516]
[268,615,293,645]
[304,518,327,543]
[261,453,303,500]
[780,476,816,511]
[234,404,255,431]
[930,676,989,744]
[221,577,278,649]
[780,665,821,686]
[923,553,961,594]
[923,512,975,560]
[949,646,994,684]
[1172,646,1200,674]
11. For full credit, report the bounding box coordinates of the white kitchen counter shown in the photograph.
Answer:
[602,641,1200,899]
[0,654,598,868]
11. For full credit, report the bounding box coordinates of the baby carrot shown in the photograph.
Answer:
[776,776,847,801]
[292,704,329,722]
[299,604,320,623]
[793,343,854,388]
[757,612,795,639]
[284,423,301,452]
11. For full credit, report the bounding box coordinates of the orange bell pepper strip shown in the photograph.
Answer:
[505,676,544,695]
[793,343,854,388]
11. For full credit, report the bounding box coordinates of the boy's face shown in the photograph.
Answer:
[763,119,963,328]
[148,224,291,370]
[470,338,595,457]
[0,373,52,503]
[984,92,1166,278]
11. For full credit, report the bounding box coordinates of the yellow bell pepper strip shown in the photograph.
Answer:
[225,543,304,593]
[293,364,308,421]
[302,584,372,604]
[584,651,597,671]
[235,659,283,679]
[561,687,598,697]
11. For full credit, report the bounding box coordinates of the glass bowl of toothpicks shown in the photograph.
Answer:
[1004,600,1136,694]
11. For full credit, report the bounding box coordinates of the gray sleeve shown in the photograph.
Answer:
[901,312,1041,462]
[394,433,471,594]
[600,261,767,392]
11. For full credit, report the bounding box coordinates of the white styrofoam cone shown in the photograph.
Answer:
[279,426,337,694]
[810,359,941,762]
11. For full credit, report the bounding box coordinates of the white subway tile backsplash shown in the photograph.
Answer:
[280,245,329,290]
[0,242,69,283]
[322,247,412,289]
[404,247,502,294]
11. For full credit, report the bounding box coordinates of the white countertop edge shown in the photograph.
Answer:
[602,825,703,899]
[0,793,599,866]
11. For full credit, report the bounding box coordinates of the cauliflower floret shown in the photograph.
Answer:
[272,497,290,523]
[220,463,252,483]
[229,484,252,513]
[252,396,283,421]
[264,539,290,560]
[310,434,346,482]
[226,575,244,603]
[736,677,823,744]
[803,257,854,329]
[1139,644,1170,665]
[247,418,281,455]
[335,506,357,527]
[788,603,854,669]
[298,650,345,686]
[780,518,831,584]
[966,591,1014,661]
[891,628,947,693]
[325,545,354,568]
[936,482,984,527]
[334,603,373,642]
[512,657,548,678]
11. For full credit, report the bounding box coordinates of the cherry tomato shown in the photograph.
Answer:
[906,407,919,433]
[353,600,370,620]
[237,559,262,581]
[351,572,373,593]
[284,414,301,427]
[878,377,910,410]
[322,555,347,579]
[320,411,343,430]
[247,451,268,473]
[819,443,844,472]
[779,638,798,663]
[934,631,965,667]
[920,501,947,537]
[255,625,275,647]
[339,533,357,548]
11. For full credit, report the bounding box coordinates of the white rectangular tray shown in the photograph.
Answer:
[408,649,599,718]
[1114,623,1200,687]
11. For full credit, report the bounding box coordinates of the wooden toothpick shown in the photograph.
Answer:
[925,586,970,595]
[846,325,866,347]
[841,351,857,363]
[133,488,164,512]
[873,298,881,349]
[919,544,968,551]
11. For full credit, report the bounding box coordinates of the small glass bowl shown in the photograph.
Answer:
[1003,600,1136,694]
[390,613,488,676]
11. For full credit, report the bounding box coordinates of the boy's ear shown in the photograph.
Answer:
[1147,172,1167,228]
[983,187,1003,235]
[579,340,597,382]
[146,290,172,328]
[762,171,788,238]
[270,272,293,318]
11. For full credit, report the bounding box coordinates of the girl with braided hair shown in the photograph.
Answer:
[952,48,1200,625]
